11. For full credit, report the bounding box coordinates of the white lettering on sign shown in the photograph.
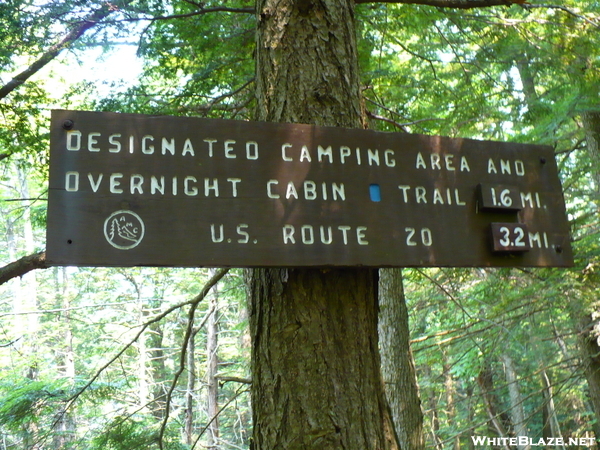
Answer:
[415,152,470,172]
[209,223,258,244]
[318,145,333,163]
[487,158,525,176]
[498,226,527,247]
[397,185,467,206]
[279,144,396,167]
[185,176,199,196]
[66,130,82,151]
[109,134,121,153]
[142,135,154,154]
[89,173,104,192]
[281,143,293,161]
[63,172,242,197]
[65,171,79,191]
[130,174,143,194]
[528,231,550,249]
[224,140,236,158]
[521,191,542,208]
[246,142,259,160]
[88,132,101,152]
[182,139,195,156]
[282,225,369,245]
[405,227,433,247]
[64,131,260,159]
[55,122,566,268]
[110,173,123,194]
[266,180,346,201]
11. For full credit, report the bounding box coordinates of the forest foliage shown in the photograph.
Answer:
[1,0,599,448]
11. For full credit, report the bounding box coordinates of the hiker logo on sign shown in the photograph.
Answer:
[103,210,145,250]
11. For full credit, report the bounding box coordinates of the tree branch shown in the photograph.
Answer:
[0,251,48,285]
[367,111,409,131]
[57,268,229,431]
[156,268,229,449]
[523,4,600,29]
[355,0,522,8]
[367,110,443,131]
[0,2,130,100]
[216,375,252,385]
[109,6,255,23]
[191,386,250,450]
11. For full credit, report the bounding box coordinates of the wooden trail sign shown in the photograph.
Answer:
[46,110,573,267]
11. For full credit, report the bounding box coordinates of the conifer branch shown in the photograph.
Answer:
[110,6,255,23]
[355,0,523,8]
[0,2,131,100]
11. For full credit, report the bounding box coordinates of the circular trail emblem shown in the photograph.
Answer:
[103,210,145,250]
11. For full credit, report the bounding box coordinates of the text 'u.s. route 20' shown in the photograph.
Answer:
[46,110,573,268]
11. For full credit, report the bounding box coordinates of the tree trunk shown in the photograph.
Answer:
[583,111,600,199]
[422,364,443,450]
[514,55,540,121]
[139,295,168,420]
[576,111,600,437]
[248,1,399,448]
[255,0,365,128]
[576,312,600,438]
[52,267,77,449]
[247,269,398,449]
[379,268,424,450]
[500,353,527,449]
[184,324,196,446]
[11,166,40,341]
[466,384,476,450]
[541,371,566,450]
[477,363,510,450]
[148,318,167,419]
[443,355,460,450]
[135,280,150,410]
[206,269,220,450]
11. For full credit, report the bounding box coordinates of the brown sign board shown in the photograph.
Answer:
[46,110,573,268]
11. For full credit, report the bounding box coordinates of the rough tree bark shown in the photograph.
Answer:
[576,309,600,438]
[575,111,600,437]
[247,269,398,449]
[583,111,600,205]
[379,269,424,450]
[247,1,399,448]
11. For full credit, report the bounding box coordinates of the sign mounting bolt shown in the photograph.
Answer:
[63,120,74,130]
